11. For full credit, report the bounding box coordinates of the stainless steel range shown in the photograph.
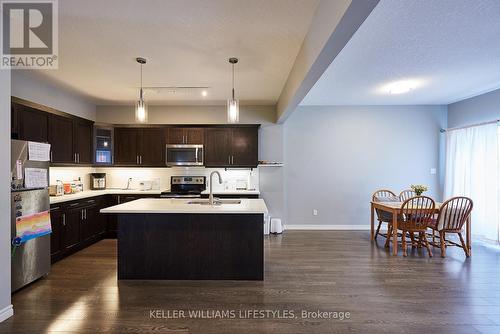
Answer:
[160,176,206,198]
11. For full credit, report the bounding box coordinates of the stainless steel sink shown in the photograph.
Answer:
[187,199,242,205]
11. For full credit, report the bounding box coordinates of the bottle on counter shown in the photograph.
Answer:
[56,180,64,196]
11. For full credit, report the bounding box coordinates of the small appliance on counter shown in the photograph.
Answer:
[48,182,64,197]
[90,173,106,190]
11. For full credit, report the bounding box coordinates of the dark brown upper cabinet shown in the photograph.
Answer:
[12,99,94,165]
[114,128,141,165]
[114,127,165,166]
[73,119,93,164]
[204,128,232,166]
[16,104,49,143]
[48,114,74,163]
[204,126,258,168]
[231,127,258,166]
[141,128,165,165]
[167,127,204,144]
[48,115,93,165]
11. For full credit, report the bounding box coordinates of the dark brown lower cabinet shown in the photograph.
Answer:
[50,194,161,262]
[49,206,64,259]
[50,196,108,263]
[63,205,83,250]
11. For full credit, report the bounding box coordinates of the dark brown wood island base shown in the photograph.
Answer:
[116,213,264,280]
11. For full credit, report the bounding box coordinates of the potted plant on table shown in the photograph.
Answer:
[410,184,428,196]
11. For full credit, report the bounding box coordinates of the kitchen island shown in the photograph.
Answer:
[100,198,268,280]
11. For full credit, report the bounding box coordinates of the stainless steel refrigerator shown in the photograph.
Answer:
[11,139,51,292]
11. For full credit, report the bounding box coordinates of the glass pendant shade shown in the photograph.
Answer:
[135,93,148,123]
[227,98,239,123]
[135,57,148,123]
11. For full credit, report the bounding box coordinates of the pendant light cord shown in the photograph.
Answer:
[140,63,143,100]
[232,63,235,100]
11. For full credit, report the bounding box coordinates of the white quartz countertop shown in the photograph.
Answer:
[49,189,261,205]
[100,198,268,214]
[49,189,162,204]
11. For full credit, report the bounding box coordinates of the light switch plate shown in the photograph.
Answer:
[430,168,437,175]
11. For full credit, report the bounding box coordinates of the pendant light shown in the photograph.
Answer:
[227,57,239,123]
[135,57,148,123]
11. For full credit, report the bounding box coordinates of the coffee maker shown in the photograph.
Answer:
[90,173,106,190]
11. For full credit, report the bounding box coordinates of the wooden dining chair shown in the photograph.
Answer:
[386,196,435,257]
[399,189,417,246]
[399,189,416,202]
[372,190,398,240]
[428,197,473,258]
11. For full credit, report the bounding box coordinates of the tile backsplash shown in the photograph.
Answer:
[50,166,259,192]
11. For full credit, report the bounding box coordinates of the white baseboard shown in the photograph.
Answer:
[285,225,371,230]
[0,305,13,323]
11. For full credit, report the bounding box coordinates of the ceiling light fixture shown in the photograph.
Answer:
[135,57,148,123]
[201,90,208,97]
[387,80,415,95]
[227,57,239,123]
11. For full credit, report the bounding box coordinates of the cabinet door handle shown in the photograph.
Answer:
[228,155,231,164]
[140,156,142,164]
[81,209,84,220]
[51,206,60,211]
[74,153,77,163]
[231,155,234,164]
[69,202,80,207]
[50,151,53,162]
[84,208,87,219]
[62,213,66,226]
[78,153,80,163]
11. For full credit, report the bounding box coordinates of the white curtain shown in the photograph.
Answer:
[444,123,499,242]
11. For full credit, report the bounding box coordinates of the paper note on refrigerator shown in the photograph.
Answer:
[24,168,48,188]
[16,211,52,243]
[28,141,51,161]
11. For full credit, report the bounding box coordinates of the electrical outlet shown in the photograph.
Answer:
[313,209,318,216]
[430,168,437,175]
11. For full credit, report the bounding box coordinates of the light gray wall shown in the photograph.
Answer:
[11,71,96,120]
[284,105,447,228]
[448,88,500,128]
[258,124,285,221]
[0,69,12,321]
[277,0,380,122]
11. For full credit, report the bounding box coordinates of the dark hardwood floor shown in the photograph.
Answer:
[2,231,500,333]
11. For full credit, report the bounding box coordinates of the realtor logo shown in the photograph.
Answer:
[1,0,58,69]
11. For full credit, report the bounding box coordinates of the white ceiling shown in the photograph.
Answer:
[33,0,319,105]
[300,0,500,106]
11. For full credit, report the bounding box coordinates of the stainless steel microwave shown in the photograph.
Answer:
[166,144,204,166]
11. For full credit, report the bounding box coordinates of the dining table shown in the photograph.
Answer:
[370,201,472,256]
